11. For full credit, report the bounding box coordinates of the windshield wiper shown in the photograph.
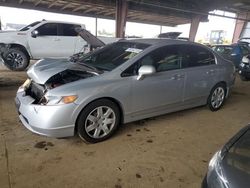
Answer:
[78,62,100,72]
[94,65,111,71]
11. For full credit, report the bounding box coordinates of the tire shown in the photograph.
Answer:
[3,48,29,71]
[207,83,226,111]
[77,99,120,143]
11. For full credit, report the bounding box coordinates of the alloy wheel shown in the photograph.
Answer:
[85,106,116,139]
[211,87,225,109]
[6,52,25,69]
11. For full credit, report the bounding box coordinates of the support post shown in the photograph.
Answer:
[115,0,128,38]
[232,13,250,43]
[95,17,98,37]
[0,17,1,31]
[189,15,202,42]
[189,15,201,42]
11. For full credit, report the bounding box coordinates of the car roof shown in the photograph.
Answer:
[41,20,85,27]
[122,38,198,46]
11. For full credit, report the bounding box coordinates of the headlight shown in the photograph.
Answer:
[45,95,78,105]
[21,78,31,88]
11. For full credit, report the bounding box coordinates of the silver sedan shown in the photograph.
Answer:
[15,39,236,143]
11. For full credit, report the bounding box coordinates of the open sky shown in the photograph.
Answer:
[0,6,236,42]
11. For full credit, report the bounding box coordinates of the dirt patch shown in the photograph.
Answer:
[1,69,250,188]
[34,141,54,149]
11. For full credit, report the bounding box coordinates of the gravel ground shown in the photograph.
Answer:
[0,62,250,188]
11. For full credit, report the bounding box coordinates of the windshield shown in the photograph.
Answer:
[76,41,150,71]
[20,21,41,31]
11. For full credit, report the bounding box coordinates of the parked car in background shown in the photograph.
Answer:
[0,20,113,71]
[212,44,250,68]
[202,124,250,188]
[15,39,235,143]
[238,55,250,81]
[157,32,189,41]
[238,37,250,49]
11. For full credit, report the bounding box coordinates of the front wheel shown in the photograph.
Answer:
[207,84,226,111]
[77,99,120,143]
[3,48,29,71]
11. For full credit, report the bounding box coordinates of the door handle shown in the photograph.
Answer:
[171,74,184,80]
[206,69,216,75]
[53,38,60,41]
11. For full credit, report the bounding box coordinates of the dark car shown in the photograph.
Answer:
[238,55,250,81]
[212,44,250,68]
[202,124,250,188]
[238,37,250,49]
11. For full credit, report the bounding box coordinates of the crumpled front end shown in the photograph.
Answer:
[15,85,77,138]
[15,59,99,138]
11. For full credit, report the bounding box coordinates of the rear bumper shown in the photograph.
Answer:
[15,90,76,138]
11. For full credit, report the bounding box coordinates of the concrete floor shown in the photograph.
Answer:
[0,62,250,188]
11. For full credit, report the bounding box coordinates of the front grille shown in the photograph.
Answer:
[26,82,45,103]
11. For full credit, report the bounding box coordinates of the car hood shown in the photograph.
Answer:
[76,28,105,48]
[0,30,25,36]
[0,30,18,33]
[220,127,250,188]
[27,58,100,84]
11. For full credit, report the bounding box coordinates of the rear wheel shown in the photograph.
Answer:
[3,48,29,71]
[77,99,120,143]
[207,83,226,111]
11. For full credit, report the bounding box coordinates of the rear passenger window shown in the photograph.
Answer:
[59,24,80,36]
[182,45,215,68]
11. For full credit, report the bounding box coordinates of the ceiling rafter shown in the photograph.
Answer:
[1,0,248,27]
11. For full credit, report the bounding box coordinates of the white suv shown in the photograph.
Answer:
[0,20,89,70]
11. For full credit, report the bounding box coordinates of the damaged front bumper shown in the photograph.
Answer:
[15,89,77,138]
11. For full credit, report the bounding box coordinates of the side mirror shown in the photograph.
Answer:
[31,30,39,38]
[137,65,156,80]
[242,56,250,64]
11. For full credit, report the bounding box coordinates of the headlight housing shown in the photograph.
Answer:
[44,95,78,105]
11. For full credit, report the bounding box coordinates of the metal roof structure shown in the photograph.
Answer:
[1,0,250,27]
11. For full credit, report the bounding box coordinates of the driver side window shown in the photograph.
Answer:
[36,23,58,36]
[121,45,181,77]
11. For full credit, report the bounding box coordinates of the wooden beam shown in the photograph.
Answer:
[48,0,58,8]
[83,7,99,13]
[60,3,71,10]
[103,11,115,16]
[73,5,85,12]
[34,0,42,6]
